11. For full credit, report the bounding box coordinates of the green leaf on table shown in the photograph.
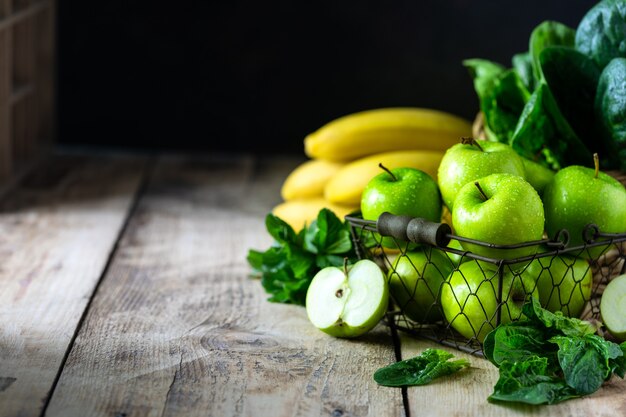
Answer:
[464,59,530,142]
[512,52,535,91]
[374,348,469,387]
[510,82,592,170]
[595,57,626,171]
[488,356,579,405]
[529,21,575,81]
[575,0,626,69]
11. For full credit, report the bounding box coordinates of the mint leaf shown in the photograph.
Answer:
[304,208,352,254]
[374,349,469,387]
[248,209,357,306]
[266,213,297,244]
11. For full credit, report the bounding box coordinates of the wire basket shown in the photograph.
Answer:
[346,212,626,356]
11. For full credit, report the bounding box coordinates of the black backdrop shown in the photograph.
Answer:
[57,1,597,154]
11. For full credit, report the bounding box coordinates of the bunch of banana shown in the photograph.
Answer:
[273,107,472,230]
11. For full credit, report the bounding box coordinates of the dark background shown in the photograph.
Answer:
[57,1,597,154]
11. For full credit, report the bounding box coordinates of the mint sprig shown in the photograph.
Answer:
[247,208,358,306]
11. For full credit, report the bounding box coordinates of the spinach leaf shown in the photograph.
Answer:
[575,0,626,69]
[529,21,575,81]
[248,209,357,305]
[511,82,592,170]
[522,297,597,337]
[512,52,535,91]
[488,356,579,405]
[595,57,626,171]
[549,334,624,395]
[611,342,626,378]
[539,46,601,150]
[486,298,624,405]
[483,322,554,367]
[463,59,505,99]
[374,348,469,387]
[464,60,530,142]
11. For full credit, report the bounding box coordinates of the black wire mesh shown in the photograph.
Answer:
[347,214,626,356]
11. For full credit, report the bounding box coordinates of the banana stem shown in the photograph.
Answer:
[378,163,397,181]
[461,137,484,152]
[594,153,599,179]
[475,181,489,201]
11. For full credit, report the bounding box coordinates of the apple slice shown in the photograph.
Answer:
[306,259,388,338]
[600,274,626,342]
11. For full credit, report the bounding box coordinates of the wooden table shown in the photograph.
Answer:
[0,151,624,417]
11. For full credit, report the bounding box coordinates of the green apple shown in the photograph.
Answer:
[361,166,442,248]
[388,248,453,323]
[522,157,555,196]
[437,139,525,209]
[452,173,545,260]
[543,159,626,257]
[601,274,626,342]
[306,259,388,338]
[524,255,592,317]
[440,261,538,342]
[437,238,468,268]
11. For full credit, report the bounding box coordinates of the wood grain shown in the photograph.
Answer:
[0,153,146,417]
[400,333,626,416]
[45,155,405,417]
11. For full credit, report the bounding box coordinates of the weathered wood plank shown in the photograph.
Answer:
[45,154,405,417]
[400,332,626,416]
[0,153,147,417]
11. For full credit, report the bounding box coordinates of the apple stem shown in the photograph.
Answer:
[378,163,397,181]
[461,137,484,152]
[474,181,489,201]
[593,153,599,179]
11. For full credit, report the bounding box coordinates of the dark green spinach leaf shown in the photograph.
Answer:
[488,356,579,405]
[374,348,469,387]
[512,52,535,91]
[464,60,530,142]
[595,57,626,170]
[511,82,592,170]
[575,0,626,69]
[529,21,575,81]
[539,46,601,151]
[483,321,554,367]
[485,298,625,405]
[522,297,597,337]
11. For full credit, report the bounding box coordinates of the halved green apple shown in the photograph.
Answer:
[600,274,626,342]
[306,259,388,338]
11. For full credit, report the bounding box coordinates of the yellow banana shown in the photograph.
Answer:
[304,107,472,162]
[272,198,358,231]
[324,150,444,206]
[281,159,345,201]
